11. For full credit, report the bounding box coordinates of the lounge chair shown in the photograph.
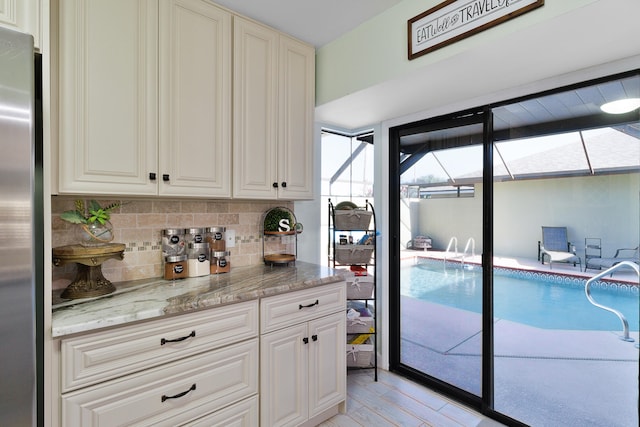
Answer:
[538,226,582,271]
[585,246,640,271]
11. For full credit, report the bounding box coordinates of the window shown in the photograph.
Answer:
[320,129,374,265]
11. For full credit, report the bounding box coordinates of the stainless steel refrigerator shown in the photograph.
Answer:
[0,26,42,426]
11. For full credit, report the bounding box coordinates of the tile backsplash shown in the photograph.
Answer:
[51,196,293,291]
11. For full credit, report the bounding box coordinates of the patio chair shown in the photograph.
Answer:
[585,246,640,271]
[538,226,582,271]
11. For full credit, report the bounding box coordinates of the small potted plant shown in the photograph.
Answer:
[60,199,121,246]
[263,207,296,234]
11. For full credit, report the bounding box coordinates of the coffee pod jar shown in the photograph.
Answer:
[184,227,206,245]
[210,250,230,274]
[162,228,185,257]
[164,255,189,280]
[205,226,226,251]
[187,242,210,277]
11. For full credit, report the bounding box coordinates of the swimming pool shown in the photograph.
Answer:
[401,259,639,331]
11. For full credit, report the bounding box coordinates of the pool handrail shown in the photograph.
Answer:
[444,237,459,266]
[584,261,639,343]
[444,237,477,269]
[463,237,476,264]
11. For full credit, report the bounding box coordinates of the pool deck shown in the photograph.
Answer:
[399,249,639,426]
[401,249,640,284]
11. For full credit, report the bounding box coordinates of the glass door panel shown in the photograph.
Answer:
[492,108,640,425]
[398,121,484,396]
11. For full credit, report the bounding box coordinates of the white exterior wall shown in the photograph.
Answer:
[412,173,640,259]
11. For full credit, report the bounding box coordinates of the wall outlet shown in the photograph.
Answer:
[226,229,236,248]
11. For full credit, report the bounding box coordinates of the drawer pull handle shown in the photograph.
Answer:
[161,330,196,345]
[312,334,318,342]
[161,384,196,402]
[299,299,319,310]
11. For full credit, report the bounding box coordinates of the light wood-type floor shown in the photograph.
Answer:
[320,369,505,427]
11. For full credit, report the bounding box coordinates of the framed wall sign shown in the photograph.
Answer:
[408,0,544,60]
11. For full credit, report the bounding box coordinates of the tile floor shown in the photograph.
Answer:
[320,369,506,427]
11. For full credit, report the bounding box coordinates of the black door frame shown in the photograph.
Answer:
[387,69,639,426]
[388,106,513,422]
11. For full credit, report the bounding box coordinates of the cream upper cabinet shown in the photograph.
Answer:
[58,1,311,199]
[58,0,159,195]
[0,0,41,50]
[158,0,231,197]
[233,16,315,200]
[58,0,232,197]
[277,35,315,200]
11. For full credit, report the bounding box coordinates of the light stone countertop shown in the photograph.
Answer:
[52,261,349,338]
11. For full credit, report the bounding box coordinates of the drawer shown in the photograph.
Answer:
[61,300,258,392]
[261,281,346,333]
[62,339,258,427]
[184,395,258,426]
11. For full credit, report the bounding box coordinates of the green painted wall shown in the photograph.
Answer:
[316,0,599,106]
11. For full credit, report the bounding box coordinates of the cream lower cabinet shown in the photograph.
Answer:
[260,282,347,427]
[55,300,259,426]
[57,0,232,197]
[233,15,314,200]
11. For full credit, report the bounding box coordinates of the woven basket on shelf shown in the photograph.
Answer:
[334,209,372,230]
[335,245,374,264]
[346,337,374,367]
[346,275,374,299]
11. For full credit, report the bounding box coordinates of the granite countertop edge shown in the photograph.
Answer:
[52,262,350,338]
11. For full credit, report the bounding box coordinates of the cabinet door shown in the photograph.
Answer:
[58,0,158,195]
[232,16,278,199]
[0,0,40,50]
[277,35,315,200]
[308,312,346,418]
[260,323,308,427]
[159,0,231,197]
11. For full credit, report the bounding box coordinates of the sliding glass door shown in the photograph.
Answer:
[394,113,486,397]
[389,71,639,426]
[490,89,640,426]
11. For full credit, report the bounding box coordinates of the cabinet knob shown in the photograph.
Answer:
[163,174,170,181]
[149,172,156,180]
[312,334,318,342]
[272,182,278,188]
[303,337,309,344]
[281,182,287,188]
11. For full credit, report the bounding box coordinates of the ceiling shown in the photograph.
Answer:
[212,0,403,48]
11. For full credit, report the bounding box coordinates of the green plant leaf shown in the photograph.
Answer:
[60,210,88,224]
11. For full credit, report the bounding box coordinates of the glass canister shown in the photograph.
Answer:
[162,228,186,257]
[184,227,206,245]
[187,242,210,277]
[205,226,226,251]
[164,255,189,280]
[210,250,230,274]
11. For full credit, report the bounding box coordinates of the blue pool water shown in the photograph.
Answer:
[401,260,640,331]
